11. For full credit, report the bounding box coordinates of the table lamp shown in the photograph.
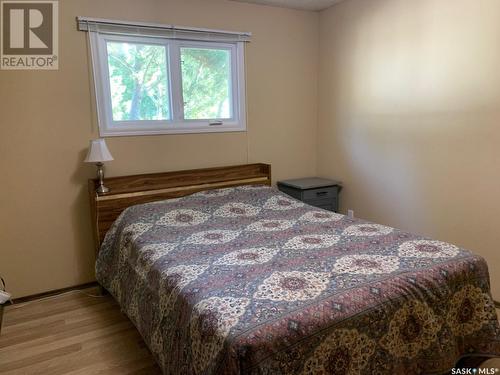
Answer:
[84,139,114,194]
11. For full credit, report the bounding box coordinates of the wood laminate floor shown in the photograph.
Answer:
[0,288,161,374]
[0,287,498,374]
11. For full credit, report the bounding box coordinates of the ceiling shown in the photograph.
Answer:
[230,0,345,11]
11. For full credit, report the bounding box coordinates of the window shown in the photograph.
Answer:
[85,20,248,136]
[106,41,170,122]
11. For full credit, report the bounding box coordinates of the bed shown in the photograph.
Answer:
[90,164,500,374]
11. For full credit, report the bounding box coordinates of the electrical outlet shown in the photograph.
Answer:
[347,209,354,219]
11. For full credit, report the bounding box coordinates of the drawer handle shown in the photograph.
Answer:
[316,191,328,197]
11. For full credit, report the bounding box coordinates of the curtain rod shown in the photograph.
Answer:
[76,16,252,38]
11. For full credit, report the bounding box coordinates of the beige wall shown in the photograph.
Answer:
[318,0,500,299]
[0,0,319,298]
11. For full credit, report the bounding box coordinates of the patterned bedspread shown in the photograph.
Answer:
[96,186,500,374]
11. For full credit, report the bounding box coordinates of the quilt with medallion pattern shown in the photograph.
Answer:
[96,185,500,374]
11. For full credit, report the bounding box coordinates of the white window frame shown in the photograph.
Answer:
[90,32,246,136]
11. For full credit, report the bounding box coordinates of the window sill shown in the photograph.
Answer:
[99,125,247,137]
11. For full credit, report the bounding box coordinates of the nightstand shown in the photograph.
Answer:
[277,177,342,212]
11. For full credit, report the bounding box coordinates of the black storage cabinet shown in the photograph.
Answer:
[277,177,342,212]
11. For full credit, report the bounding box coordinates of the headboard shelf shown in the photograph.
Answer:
[88,163,271,253]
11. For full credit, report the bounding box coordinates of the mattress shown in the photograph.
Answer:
[96,185,500,374]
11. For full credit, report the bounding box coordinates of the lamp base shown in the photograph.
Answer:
[96,185,110,194]
[95,162,110,194]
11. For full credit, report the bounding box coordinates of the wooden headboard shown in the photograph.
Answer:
[88,163,271,254]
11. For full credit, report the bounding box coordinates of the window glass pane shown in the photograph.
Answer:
[106,41,170,121]
[181,47,231,120]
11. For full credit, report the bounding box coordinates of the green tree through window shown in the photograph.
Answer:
[107,43,232,123]
[107,42,170,121]
[181,47,231,120]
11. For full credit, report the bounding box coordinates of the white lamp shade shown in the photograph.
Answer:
[84,139,114,163]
